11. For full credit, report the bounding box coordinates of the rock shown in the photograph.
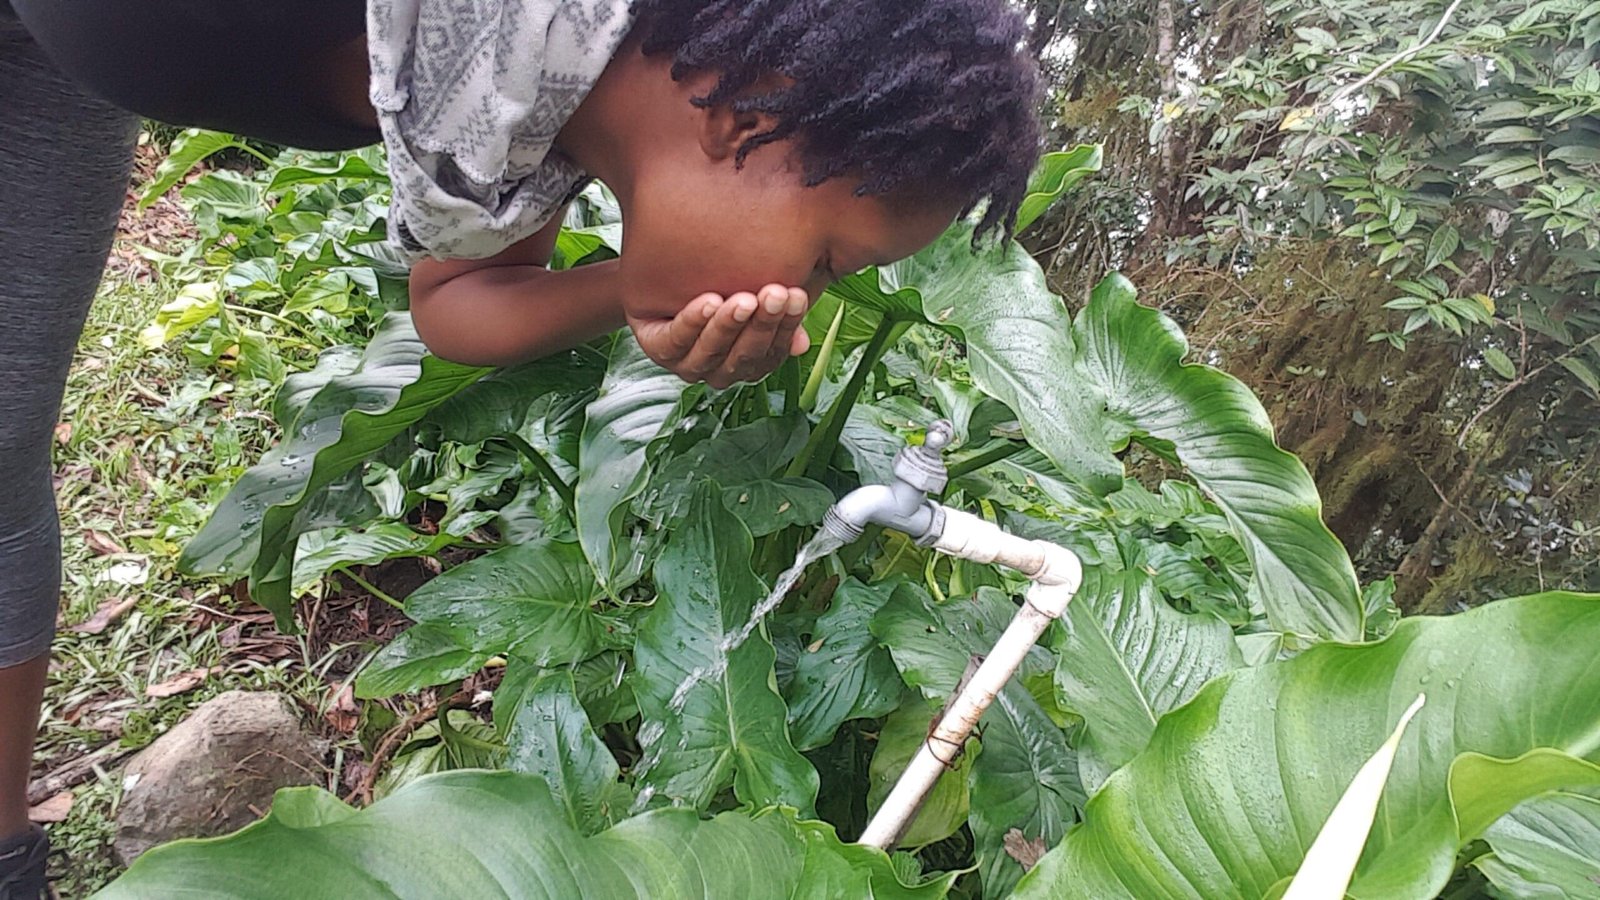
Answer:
[113,690,326,865]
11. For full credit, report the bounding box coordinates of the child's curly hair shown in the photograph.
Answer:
[630,0,1044,239]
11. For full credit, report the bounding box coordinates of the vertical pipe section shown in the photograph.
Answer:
[858,508,1082,850]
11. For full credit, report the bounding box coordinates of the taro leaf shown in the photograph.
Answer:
[1013,592,1600,900]
[354,540,622,699]
[1053,564,1241,789]
[784,579,904,750]
[181,314,493,627]
[290,522,458,593]
[867,698,976,848]
[183,170,266,231]
[353,624,490,701]
[870,584,1053,696]
[420,350,605,444]
[801,290,911,356]
[1474,792,1600,898]
[838,405,904,485]
[576,334,703,593]
[138,129,245,207]
[97,771,953,900]
[872,583,1075,881]
[880,236,1121,495]
[967,683,1083,898]
[494,652,637,733]
[822,141,1120,494]
[502,670,633,834]
[632,484,818,814]
[264,153,387,192]
[568,651,638,727]
[722,477,836,538]
[639,414,812,531]
[373,710,503,800]
[1074,275,1362,642]
[1015,145,1104,233]
[272,345,362,428]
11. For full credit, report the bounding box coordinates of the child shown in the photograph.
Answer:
[0,0,1041,891]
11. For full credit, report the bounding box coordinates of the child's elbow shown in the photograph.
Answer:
[410,292,502,366]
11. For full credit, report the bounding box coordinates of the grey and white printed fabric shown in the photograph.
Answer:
[367,0,636,261]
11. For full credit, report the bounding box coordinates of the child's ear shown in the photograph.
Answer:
[692,72,787,164]
[695,101,778,164]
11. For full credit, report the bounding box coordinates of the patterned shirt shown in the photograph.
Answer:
[367,0,636,261]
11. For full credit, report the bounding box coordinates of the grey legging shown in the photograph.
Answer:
[0,8,138,666]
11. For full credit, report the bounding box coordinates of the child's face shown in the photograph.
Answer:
[618,137,962,320]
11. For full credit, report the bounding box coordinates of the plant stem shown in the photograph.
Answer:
[504,433,576,514]
[779,356,802,415]
[790,316,897,481]
[799,303,847,412]
[945,441,1029,481]
[753,378,772,419]
[337,566,404,611]
[234,141,277,167]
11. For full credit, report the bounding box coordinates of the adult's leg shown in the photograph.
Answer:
[0,3,137,856]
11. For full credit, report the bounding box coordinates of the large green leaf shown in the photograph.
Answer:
[575,334,702,592]
[632,485,818,814]
[139,129,250,207]
[502,671,633,835]
[1014,145,1105,233]
[885,237,1121,494]
[97,771,952,899]
[180,313,493,626]
[1073,275,1362,642]
[872,583,1078,886]
[967,682,1083,897]
[353,622,492,702]
[290,523,458,593]
[639,415,830,537]
[373,710,504,800]
[820,143,1121,494]
[1053,563,1241,788]
[870,584,1054,697]
[866,699,977,849]
[1014,592,1600,900]
[419,350,605,444]
[1475,792,1600,898]
[784,578,904,751]
[354,541,623,699]
[722,477,835,538]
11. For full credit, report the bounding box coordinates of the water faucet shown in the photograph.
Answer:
[822,420,1087,852]
[821,420,955,547]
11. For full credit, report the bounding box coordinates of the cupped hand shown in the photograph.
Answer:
[629,284,812,389]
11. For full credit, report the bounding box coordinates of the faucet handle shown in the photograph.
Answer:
[923,420,955,453]
[893,419,954,493]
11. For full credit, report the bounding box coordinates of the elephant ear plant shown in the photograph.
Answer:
[101,141,1600,899]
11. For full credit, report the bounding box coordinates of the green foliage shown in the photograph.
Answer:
[1015,593,1600,899]
[632,485,818,814]
[97,772,951,899]
[118,133,1600,898]
[1475,792,1600,897]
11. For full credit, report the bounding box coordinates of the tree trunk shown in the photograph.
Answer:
[1397,445,1487,614]
[1150,0,1181,242]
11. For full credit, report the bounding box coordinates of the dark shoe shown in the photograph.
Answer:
[0,826,50,900]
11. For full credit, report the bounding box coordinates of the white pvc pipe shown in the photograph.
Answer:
[858,508,1082,850]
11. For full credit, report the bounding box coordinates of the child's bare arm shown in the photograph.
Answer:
[409,214,808,384]
[408,210,626,367]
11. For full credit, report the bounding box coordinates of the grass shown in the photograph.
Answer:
[42,260,355,896]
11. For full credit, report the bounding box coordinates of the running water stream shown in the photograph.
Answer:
[667,528,849,710]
